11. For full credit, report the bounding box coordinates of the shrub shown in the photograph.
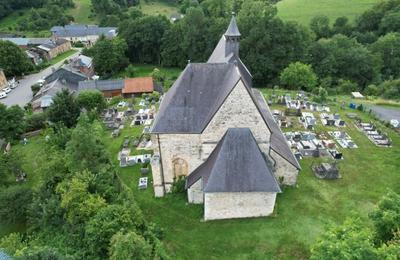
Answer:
[31,84,41,96]
[171,176,186,194]
[25,112,47,132]
[364,84,379,96]
[338,79,358,94]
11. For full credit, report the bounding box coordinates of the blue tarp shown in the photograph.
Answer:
[349,103,357,109]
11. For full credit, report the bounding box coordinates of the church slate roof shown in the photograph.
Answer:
[252,89,301,170]
[186,128,281,193]
[225,16,241,37]
[151,63,240,133]
[151,15,300,170]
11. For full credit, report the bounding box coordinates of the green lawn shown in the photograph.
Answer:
[0,9,50,37]
[48,49,78,66]
[4,90,400,258]
[277,0,380,26]
[139,0,179,17]
[68,0,97,24]
[114,64,182,90]
[116,91,400,259]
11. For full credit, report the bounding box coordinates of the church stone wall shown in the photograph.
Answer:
[204,192,277,220]
[152,79,298,197]
[202,80,271,157]
[187,179,203,204]
[157,133,202,193]
[270,150,298,186]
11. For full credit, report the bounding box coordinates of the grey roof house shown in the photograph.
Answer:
[51,25,117,46]
[150,16,300,220]
[31,67,88,112]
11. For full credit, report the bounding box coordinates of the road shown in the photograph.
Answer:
[0,51,80,107]
[367,105,400,122]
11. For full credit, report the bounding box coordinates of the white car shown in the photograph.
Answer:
[0,91,7,99]
[37,79,45,87]
[3,87,11,94]
[9,82,18,89]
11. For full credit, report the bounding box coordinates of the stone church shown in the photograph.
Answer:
[150,16,300,220]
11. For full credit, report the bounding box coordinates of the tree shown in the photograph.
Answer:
[0,104,25,141]
[65,114,110,173]
[47,89,80,128]
[0,233,27,256]
[15,246,72,259]
[370,32,400,80]
[370,190,400,244]
[85,205,136,257]
[238,1,312,85]
[280,62,318,90]
[308,34,380,88]
[337,79,358,94]
[310,15,331,39]
[0,185,33,224]
[311,218,379,260]
[332,16,352,36]
[379,10,400,34]
[0,40,34,76]
[91,37,129,76]
[378,79,400,99]
[119,15,170,64]
[109,231,152,260]
[76,90,106,114]
[56,172,107,225]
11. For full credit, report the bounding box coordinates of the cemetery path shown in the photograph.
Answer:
[0,51,80,107]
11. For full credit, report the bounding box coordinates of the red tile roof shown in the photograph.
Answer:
[123,77,154,94]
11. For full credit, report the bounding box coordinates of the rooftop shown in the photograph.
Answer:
[123,77,154,94]
[186,128,281,193]
[50,24,117,38]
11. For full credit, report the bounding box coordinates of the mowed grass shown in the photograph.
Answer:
[68,0,97,24]
[5,90,400,258]
[139,0,179,17]
[116,91,400,258]
[277,0,380,26]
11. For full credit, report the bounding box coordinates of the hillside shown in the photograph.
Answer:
[277,0,380,25]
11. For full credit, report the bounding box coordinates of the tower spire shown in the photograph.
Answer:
[225,14,241,37]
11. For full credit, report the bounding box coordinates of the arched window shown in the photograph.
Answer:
[172,158,188,178]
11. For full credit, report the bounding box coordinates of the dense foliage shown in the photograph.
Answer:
[83,0,400,99]
[311,191,400,259]
[0,41,34,76]
[0,112,168,259]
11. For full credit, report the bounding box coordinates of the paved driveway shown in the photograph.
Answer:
[0,51,80,107]
[367,105,400,122]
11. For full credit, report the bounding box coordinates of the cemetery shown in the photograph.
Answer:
[285,131,343,160]
[355,120,392,147]
[328,131,358,149]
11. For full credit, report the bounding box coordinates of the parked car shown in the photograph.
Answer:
[37,79,45,87]
[3,87,11,94]
[0,91,7,99]
[9,82,18,89]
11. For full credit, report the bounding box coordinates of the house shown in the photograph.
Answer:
[69,55,94,77]
[31,67,88,112]
[50,25,117,46]
[78,77,157,97]
[26,50,43,65]
[35,39,71,60]
[0,38,49,49]
[79,79,124,97]
[150,16,300,220]
[122,77,155,97]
